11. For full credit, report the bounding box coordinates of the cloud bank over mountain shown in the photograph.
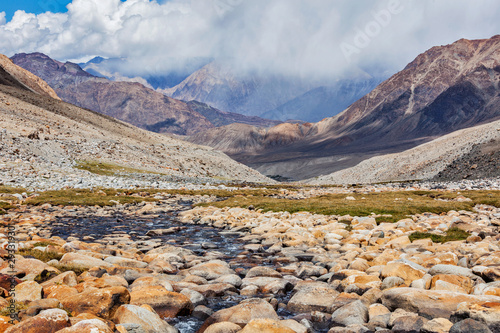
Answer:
[1,0,499,78]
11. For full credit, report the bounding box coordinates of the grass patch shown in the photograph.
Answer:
[25,188,158,207]
[197,191,500,221]
[0,185,27,194]
[52,264,88,276]
[33,241,58,247]
[75,160,164,176]
[34,269,59,283]
[409,227,471,243]
[161,188,283,198]
[0,202,12,214]
[0,303,28,316]
[23,188,285,207]
[17,249,63,262]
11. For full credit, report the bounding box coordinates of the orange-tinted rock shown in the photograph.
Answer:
[199,298,278,333]
[381,262,426,285]
[239,318,295,333]
[61,286,130,319]
[4,309,70,333]
[129,286,193,318]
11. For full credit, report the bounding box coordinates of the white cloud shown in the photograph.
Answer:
[0,0,499,78]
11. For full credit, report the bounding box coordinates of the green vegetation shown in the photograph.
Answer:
[33,241,58,247]
[17,248,63,262]
[25,188,158,207]
[163,188,283,198]
[0,303,28,316]
[75,160,165,176]
[197,190,500,222]
[52,264,88,276]
[0,202,11,215]
[409,227,471,243]
[34,269,59,283]
[0,185,26,194]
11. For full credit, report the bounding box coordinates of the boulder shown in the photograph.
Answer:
[4,309,70,333]
[449,318,493,333]
[55,319,114,333]
[204,322,242,333]
[59,253,113,269]
[185,260,234,280]
[199,298,278,332]
[381,262,425,285]
[421,318,454,333]
[113,304,178,333]
[331,300,368,326]
[392,315,428,333]
[104,257,148,269]
[428,265,476,279]
[14,281,42,303]
[239,318,295,333]
[41,271,78,288]
[129,276,173,292]
[61,286,130,319]
[382,288,500,319]
[246,266,282,278]
[25,298,61,317]
[451,301,500,331]
[287,286,339,313]
[0,259,58,277]
[129,286,193,318]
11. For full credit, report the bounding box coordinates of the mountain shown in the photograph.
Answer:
[11,53,278,135]
[0,54,59,100]
[261,78,382,122]
[0,53,270,183]
[162,62,316,120]
[185,100,280,128]
[189,36,500,180]
[308,119,500,184]
[189,122,314,154]
[80,56,212,89]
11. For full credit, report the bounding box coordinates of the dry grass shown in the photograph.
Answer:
[17,249,63,262]
[197,190,500,222]
[0,202,12,215]
[409,227,471,243]
[75,160,166,176]
[0,185,26,194]
[25,188,158,207]
[51,264,88,276]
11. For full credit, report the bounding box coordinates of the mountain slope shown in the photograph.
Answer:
[0,54,59,100]
[0,53,271,184]
[11,53,278,135]
[308,119,500,184]
[189,36,500,180]
[163,62,320,119]
[261,78,382,122]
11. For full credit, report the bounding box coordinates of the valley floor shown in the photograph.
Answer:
[0,183,499,332]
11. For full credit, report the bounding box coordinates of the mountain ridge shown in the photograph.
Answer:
[0,52,271,183]
[11,53,279,135]
[189,35,500,180]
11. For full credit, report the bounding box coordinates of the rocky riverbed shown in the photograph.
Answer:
[0,189,499,333]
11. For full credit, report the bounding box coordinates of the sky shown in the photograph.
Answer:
[0,0,499,79]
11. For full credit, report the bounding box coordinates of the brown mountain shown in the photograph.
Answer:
[0,54,59,100]
[10,53,278,135]
[0,52,271,183]
[189,36,500,180]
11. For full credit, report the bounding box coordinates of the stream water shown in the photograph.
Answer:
[47,208,297,332]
